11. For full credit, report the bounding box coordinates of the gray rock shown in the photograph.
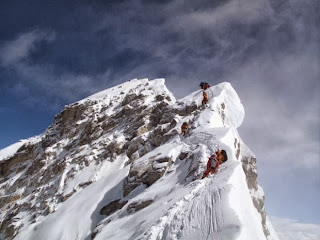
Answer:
[242,155,270,237]
[127,199,153,213]
[122,93,144,106]
[123,155,172,196]
[100,199,128,216]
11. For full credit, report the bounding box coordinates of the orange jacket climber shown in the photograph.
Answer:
[202,91,209,106]
[181,122,190,136]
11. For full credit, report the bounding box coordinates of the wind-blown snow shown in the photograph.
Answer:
[2,78,278,240]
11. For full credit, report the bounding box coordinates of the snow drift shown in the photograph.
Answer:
[0,78,279,240]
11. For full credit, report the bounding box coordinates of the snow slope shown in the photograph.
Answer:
[0,79,279,240]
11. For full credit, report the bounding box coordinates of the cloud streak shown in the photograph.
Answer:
[0,28,107,109]
[270,216,320,240]
[0,29,55,66]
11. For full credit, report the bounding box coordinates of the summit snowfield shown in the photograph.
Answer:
[0,79,279,240]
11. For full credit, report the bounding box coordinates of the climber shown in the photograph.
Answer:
[202,154,219,178]
[199,82,210,90]
[181,122,190,136]
[202,91,209,106]
[202,150,227,178]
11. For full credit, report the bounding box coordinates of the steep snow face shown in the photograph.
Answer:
[203,82,245,129]
[0,79,278,240]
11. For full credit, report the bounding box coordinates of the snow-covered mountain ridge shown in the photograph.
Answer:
[0,78,279,240]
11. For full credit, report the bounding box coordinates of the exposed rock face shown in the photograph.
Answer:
[174,101,198,116]
[123,155,173,197]
[0,144,39,181]
[242,155,270,237]
[127,199,153,213]
[100,199,128,216]
[229,135,270,238]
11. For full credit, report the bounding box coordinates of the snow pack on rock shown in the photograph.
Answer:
[0,78,279,240]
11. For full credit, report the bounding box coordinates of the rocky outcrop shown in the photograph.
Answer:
[242,155,270,237]
[0,143,39,181]
[53,101,93,137]
[127,199,153,213]
[100,199,128,216]
[123,155,173,197]
[174,101,198,116]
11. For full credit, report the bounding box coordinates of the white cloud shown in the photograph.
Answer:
[0,29,55,66]
[270,216,320,240]
[230,49,320,168]
[12,62,101,103]
[0,28,103,105]
[177,0,273,30]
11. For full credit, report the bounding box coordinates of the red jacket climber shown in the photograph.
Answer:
[202,150,227,178]
[202,155,219,178]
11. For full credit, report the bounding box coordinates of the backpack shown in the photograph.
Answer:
[210,158,217,168]
[221,150,228,163]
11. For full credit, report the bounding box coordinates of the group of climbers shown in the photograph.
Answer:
[202,149,228,178]
[180,81,210,136]
[180,82,228,179]
[199,82,210,90]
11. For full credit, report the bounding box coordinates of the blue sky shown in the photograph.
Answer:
[1,0,319,227]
